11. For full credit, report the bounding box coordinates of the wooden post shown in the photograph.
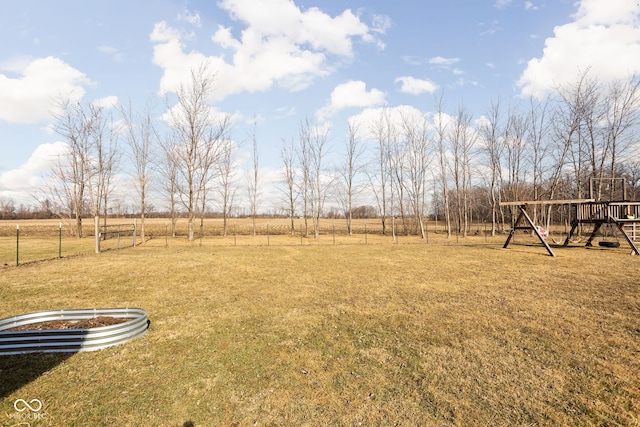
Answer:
[503,204,555,257]
[614,221,640,255]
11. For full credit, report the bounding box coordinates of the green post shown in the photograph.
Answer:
[484,220,487,243]
[16,224,19,266]
[425,220,428,244]
[364,223,367,245]
[59,222,62,258]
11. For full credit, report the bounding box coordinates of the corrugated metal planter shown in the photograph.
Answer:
[0,308,149,355]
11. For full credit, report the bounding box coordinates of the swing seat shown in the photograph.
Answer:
[598,241,620,248]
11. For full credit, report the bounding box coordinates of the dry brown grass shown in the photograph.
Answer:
[0,222,639,426]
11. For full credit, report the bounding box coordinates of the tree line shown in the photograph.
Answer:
[4,66,638,240]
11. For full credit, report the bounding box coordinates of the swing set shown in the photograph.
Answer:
[500,178,640,257]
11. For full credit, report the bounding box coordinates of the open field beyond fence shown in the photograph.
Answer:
[1,219,639,426]
[0,217,624,266]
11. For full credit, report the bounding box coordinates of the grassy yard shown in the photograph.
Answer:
[1,235,639,426]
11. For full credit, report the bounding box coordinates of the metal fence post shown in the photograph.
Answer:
[95,216,100,254]
[16,225,19,266]
[59,222,62,258]
[364,223,367,245]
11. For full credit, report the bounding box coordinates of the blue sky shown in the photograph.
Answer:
[1,0,639,210]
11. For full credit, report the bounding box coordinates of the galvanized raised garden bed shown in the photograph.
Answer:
[0,308,149,355]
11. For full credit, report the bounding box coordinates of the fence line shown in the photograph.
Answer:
[3,217,619,266]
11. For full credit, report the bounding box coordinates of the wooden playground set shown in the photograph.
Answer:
[501,178,640,257]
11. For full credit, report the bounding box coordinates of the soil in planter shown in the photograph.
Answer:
[6,316,128,331]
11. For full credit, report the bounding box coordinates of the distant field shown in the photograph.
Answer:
[1,217,511,266]
[1,220,639,425]
[0,217,479,237]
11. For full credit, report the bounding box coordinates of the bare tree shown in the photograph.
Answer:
[603,74,640,183]
[479,99,504,236]
[50,100,89,237]
[387,125,406,234]
[166,63,230,241]
[50,99,118,238]
[553,71,639,203]
[339,118,364,235]
[280,138,298,236]
[555,70,600,200]
[160,137,180,237]
[217,138,237,236]
[368,109,392,234]
[298,118,312,237]
[401,111,432,238]
[434,95,452,237]
[119,100,155,243]
[449,106,476,236]
[310,122,330,238]
[91,104,120,230]
[526,96,554,228]
[247,124,260,235]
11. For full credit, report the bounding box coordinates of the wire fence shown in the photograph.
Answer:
[1,217,625,266]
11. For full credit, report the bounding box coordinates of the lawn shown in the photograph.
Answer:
[1,234,639,426]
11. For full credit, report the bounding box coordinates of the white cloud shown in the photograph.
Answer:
[395,76,438,95]
[274,106,297,119]
[0,142,67,203]
[495,0,512,8]
[92,95,119,109]
[518,0,640,98]
[178,9,202,27]
[348,105,428,140]
[524,2,538,11]
[0,56,91,124]
[161,103,239,128]
[371,14,392,34]
[316,80,386,120]
[98,45,124,62]
[151,0,384,101]
[402,55,423,66]
[428,56,460,67]
[454,78,480,87]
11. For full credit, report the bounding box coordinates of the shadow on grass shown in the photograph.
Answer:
[0,352,74,398]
